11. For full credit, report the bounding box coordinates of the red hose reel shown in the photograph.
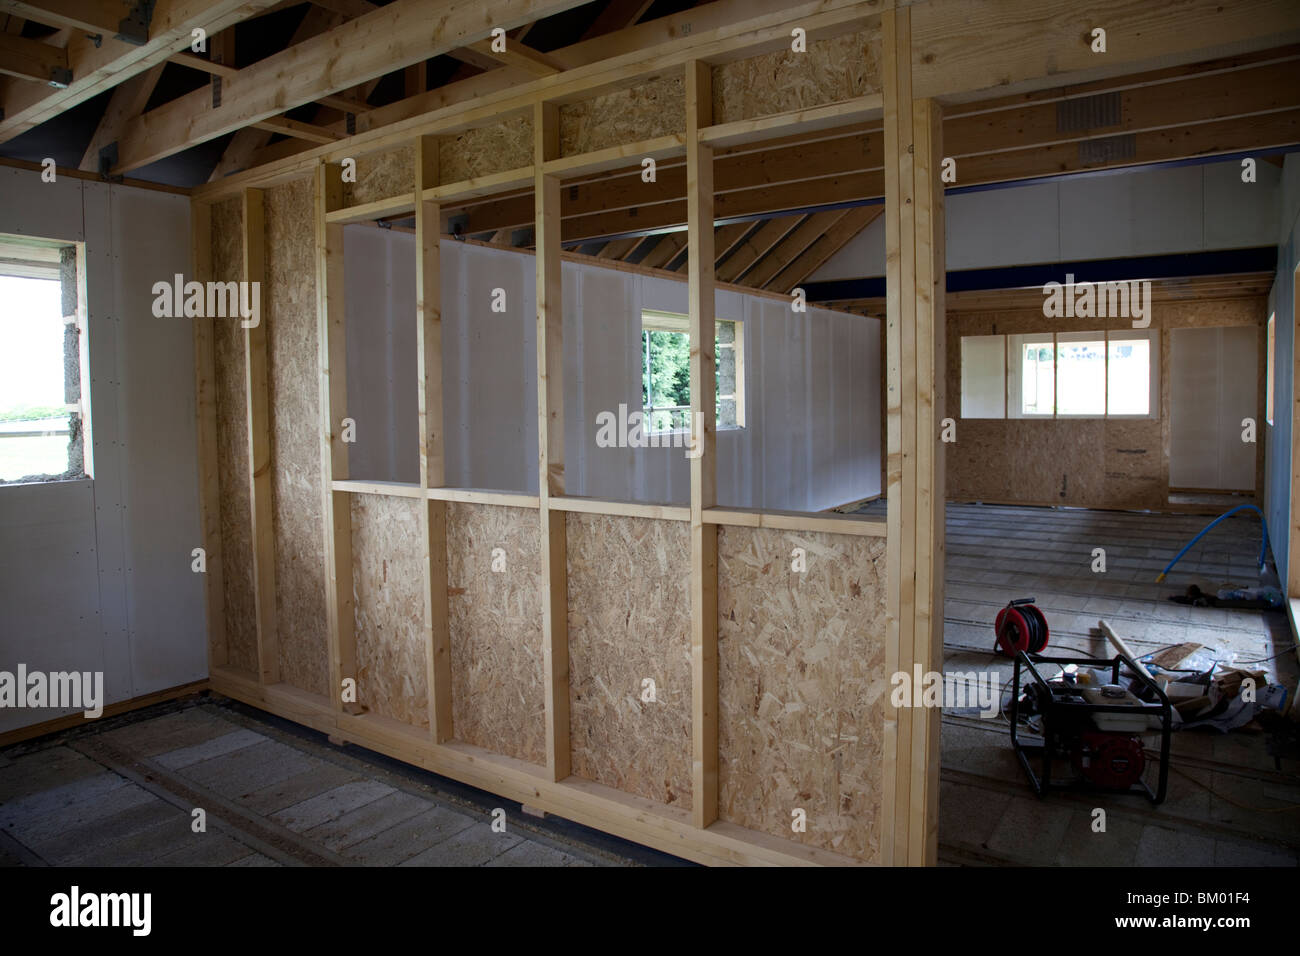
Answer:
[994,598,1050,657]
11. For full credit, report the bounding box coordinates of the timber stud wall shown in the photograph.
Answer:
[190,0,1299,866]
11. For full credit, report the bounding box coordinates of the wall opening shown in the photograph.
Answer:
[0,235,88,485]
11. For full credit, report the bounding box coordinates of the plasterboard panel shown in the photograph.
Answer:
[108,184,207,695]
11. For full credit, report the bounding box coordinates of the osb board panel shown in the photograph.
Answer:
[945,297,1267,510]
[265,178,329,697]
[440,115,532,183]
[559,75,684,156]
[566,512,692,809]
[351,493,428,729]
[210,197,257,674]
[345,144,415,207]
[712,29,881,125]
[446,502,545,766]
[716,525,886,862]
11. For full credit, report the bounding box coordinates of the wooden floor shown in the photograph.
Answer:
[0,699,679,867]
[937,502,1300,866]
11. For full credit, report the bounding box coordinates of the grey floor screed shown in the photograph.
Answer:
[0,700,655,867]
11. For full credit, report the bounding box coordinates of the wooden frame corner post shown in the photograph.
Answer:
[687,59,719,829]
[415,133,454,743]
[535,101,571,782]
[882,6,945,867]
[314,159,357,714]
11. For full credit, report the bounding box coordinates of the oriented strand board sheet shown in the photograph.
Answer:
[351,493,428,729]
[566,513,692,809]
[559,75,684,156]
[264,179,330,697]
[712,28,881,125]
[210,197,257,674]
[446,502,545,766]
[345,144,415,207]
[439,115,532,183]
[717,525,887,862]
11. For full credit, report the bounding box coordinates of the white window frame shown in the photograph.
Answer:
[640,309,745,434]
[960,327,1159,422]
[1105,328,1159,420]
[1054,330,1107,419]
[1007,332,1056,419]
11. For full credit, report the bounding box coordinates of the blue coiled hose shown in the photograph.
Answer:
[1156,504,1269,583]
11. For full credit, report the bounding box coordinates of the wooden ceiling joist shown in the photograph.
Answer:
[463,37,563,76]
[0,0,281,144]
[252,115,344,145]
[716,215,802,284]
[110,0,592,175]
[0,0,128,36]
[742,209,848,290]
[767,204,883,293]
[638,232,687,270]
[78,60,162,171]
[0,32,68,85]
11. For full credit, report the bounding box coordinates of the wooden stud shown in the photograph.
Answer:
[415,133,453,743]
[243,186,279,685]
[908,96,945,868]
[880,5,914,868]
[686,59,719,830]
[535,100,571,783]
[883,5,946,867]
[314,159,357,714]
[190,200,227,671]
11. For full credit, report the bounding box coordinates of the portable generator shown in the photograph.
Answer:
[1009,650,1172,804]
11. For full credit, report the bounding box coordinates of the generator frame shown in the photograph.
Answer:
[1009,651,1173,805]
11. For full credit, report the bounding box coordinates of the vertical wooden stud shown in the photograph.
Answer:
[883,6,945,866]
[191,200,227,671]
[686,59,719,829]
[416,134,454,743]
[535,101,571,782]
[314,159,357,713]
[243,187,279,684]
[909,96,945,868]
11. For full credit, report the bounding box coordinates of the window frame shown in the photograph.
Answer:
[960,327,1159,422]
[639,309,745,434]
[0,235,91,486]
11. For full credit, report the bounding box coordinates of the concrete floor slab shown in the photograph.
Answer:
[154,728,266,770]
[1134,825,1216,866]
[180,739,318,798]
[342,805,478,866]
[399,825,521,867]
[237,762,365,817]
[304,790,431,852]
[270,779,396,832]
[984,796,1074,865]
